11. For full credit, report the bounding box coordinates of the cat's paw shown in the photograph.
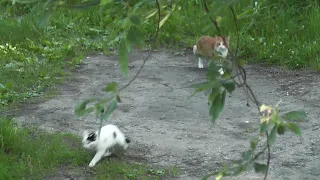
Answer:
[198,63,204,68]
[89,161,96,167]
[218,68,224,75]
[193,45,197,54]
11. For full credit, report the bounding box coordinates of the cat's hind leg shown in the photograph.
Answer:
[193,45,197,54]
[88,140,115,167]
[198,57,204,68]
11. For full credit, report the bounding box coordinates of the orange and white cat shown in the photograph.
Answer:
[193,36,230,69]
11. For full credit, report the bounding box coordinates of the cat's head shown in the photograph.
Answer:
[216,36,230,49]
[82,130,97,144]
[215,36,230,58]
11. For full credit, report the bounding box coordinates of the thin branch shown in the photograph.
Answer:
[264,131,271,180]
[203,145,269,179]
[229,6,240,57]
[59,0,101,9]
[202,1,272,180]
[202,0,233,58]
[119,0,161,92]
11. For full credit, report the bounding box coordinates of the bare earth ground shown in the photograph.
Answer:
[12,49,320,180]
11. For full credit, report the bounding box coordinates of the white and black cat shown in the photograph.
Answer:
[82,124,131,167]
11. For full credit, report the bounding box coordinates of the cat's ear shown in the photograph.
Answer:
[225,36,230,43]
[225,36,230,46]
[83,130,89,138]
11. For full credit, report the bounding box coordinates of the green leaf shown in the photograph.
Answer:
[38,9,52,29]
[237,7,254,19]
[118,39,129,77]
[102,100,117,121]
[5,82,13,89]
[209,90,226,122]
[100,0,112,6]
[103,82,118,94]
[14,0,41,4]
[82,107,95,116]
[250,137,259,150]
[130,15,141,25]
[233,165,247,176]
[74,99,95,117]
[127,26,144,45]
[116,95,121,102]
[159,11,172,28]
[259,122,268,134]
[201,172,219,180]
[95,103,105,115]
[188,81,219,100]
[242,150,252,161]
[254,163,268,173]
[221,81,236,93]
[283,111,307,122]
[286,123,302,136]
[206,62,221,79]
[268,124,278,146]
[277,123,286,135]
[208,87,220,103]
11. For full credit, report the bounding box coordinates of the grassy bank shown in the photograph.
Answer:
[0,1,318,178]
[1,1,320,107]
[0,117,179,179]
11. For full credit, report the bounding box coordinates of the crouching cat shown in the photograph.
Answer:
[193,35,230,72]
[82,124,131,167]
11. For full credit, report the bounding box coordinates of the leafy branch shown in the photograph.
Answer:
[199,1,305,180]
[74,0,162,130]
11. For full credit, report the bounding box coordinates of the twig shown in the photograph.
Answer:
[60,0,101,9]
[203,145,269,178]
[264,131,271,180]
[202,0,234,58]
[202,1,272,180]
[119,0,161,92]
[229,6,240,57]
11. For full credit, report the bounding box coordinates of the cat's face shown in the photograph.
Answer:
[216,36,230,50]
[216,36,230,58]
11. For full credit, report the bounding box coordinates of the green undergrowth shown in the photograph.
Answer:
[1,0,320,107]
[0,118,179,179]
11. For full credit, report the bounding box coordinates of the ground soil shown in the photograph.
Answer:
[11,49,320,180]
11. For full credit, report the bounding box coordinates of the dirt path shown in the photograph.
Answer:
[13,50,320,180]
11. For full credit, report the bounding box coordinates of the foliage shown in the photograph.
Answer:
[1,0,312,179]
[0,117,177,179]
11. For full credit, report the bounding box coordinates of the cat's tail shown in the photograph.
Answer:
[193,45,197,54]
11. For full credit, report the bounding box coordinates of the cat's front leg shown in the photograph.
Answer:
[198,57,204,68]
[83,141,97,150]
[103,150,112,157]
[88,150,105,167]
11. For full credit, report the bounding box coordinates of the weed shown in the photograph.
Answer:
[0,117,177,179]
[1,1,320,107]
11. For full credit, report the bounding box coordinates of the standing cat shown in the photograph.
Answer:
[82,124,131,167]
[193,35,230,70]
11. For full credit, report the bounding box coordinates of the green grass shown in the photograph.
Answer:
[1,1,320,107]
[0,117,179,179]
